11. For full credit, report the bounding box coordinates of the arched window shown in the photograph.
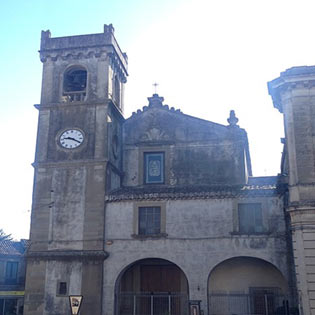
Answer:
[62,67,87,102]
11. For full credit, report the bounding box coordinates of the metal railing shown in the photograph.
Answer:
[209,293,297,315]
[117,292,189,315]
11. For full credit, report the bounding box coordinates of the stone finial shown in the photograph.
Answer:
[104,24,115,34]
[227,110,239,127]
[148,94,164,107]
[40,30,51,50]
[41,30,51,39]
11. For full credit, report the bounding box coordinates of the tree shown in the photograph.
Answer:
[0,229,12,241]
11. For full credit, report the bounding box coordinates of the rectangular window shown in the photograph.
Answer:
[57,282,67,295]
[144,152,164,184]
[238,203,263,233]
[139,207,161,235]
[5,262,18,284]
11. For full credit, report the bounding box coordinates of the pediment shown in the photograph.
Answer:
[124,94,236,145]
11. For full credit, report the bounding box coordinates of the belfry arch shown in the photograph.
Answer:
[62,65,87,102]
[115,258,189,315]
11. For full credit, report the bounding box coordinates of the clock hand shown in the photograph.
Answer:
[64,137,81,143]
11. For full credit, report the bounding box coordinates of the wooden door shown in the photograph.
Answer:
[140,265,182,315]
[140,265,180,292]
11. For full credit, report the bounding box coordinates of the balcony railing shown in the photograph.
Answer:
[62,91,86,103]
[117,292,189,315]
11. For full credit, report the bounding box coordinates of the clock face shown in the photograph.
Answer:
[59,129,84,149]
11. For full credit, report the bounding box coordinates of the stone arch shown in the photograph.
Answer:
[207,256,291,315]
[114,258,190,315]
[62,65,87,102]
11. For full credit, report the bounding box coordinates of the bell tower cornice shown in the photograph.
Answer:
[39,24,128,77]
[38,24,127,111]
[268,66,315,113]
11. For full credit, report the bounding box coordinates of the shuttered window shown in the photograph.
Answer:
[238,203,263,233]
[5,261,18,284]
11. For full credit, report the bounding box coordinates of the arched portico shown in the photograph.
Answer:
[207,257,293,315]
[115,258,189,315]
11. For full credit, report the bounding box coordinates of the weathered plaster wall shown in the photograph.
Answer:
[103,196,289,315]
[43,261,82,315]
[209,257,289,293]
[48,167,86,250]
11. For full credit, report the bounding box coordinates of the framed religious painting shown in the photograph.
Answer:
[144,152,165,184]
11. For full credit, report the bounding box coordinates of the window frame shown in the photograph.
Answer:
[133,202,167,238]
[61,65,88,103]
[138,147,170,186]
[138,206,161,236]
[143,152,165,184]
[238,203,264,234]
[5,261,19,285]
[56,281,68,296]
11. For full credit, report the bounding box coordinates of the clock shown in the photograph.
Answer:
[59,129,84,149]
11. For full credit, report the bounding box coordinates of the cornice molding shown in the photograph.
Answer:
[288,201,315,209]
[40,47,128,79]
[34,101,109,110]
[32,159,108,169]
[40,47,108,62]
[108,52,127,82]
[106,185,279,202]
[268,66,315,113]
[26,250,109,261]
[289,182,315,188]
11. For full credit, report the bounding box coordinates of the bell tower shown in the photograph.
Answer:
[24,25,127,315]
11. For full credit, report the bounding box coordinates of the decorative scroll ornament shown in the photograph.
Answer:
[149,160,161,177]
[140,127,169,142]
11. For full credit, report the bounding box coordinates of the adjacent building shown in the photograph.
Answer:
[0,239,28,315]
[23,25,315,315]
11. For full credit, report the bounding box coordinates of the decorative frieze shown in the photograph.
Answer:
[106,184,279,202]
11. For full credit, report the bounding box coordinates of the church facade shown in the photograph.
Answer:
[23,25,315,315]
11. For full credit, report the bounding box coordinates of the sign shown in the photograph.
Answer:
[69,295,83,315]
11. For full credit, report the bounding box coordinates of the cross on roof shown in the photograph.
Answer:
[153,82,159,94]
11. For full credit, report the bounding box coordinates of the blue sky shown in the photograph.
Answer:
[1,0,315,239]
